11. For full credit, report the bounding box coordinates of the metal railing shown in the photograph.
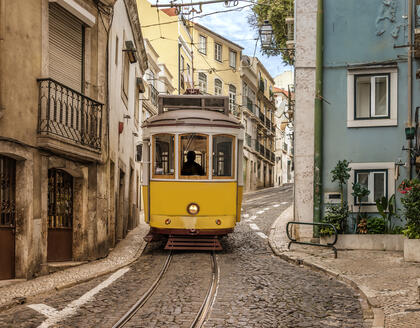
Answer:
[246,98,254,113]
[265,118,271,129]
[37,78,103,151]
[259,112,265,123]
[245,133,251,147]
[149,83,159,107]
[254,140,260,152]
[286,221,338,258]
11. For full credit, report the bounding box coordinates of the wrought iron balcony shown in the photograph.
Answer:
[37,78,103,152]
[259,112,265,124]
[245,133,251,147]
[259,144,265,156]
[265,118,271,129]
[246,98,254,113]
[149,83,159,107]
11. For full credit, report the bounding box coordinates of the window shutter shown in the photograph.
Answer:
[49,3,84,93]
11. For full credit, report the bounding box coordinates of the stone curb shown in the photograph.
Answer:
[268,207,382,328]
[0,221,149,312]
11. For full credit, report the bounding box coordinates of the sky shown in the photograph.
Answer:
[148,0,291,78]
[192,1,291,78]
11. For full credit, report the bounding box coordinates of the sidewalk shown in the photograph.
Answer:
[269,206,420,328]
[0,218,149,312]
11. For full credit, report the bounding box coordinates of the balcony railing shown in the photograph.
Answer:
[245,133,251,147]
[37,78,103,151]
[254,140,260,152]
[246,98,254,113]
[271,124,276,133]
[259,144,265,156]
[259,112,265,123]
[265,118,271,129]
[149,83,159,107]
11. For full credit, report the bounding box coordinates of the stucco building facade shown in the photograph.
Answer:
[0,0,147,280]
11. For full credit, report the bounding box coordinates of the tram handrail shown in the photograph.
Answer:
[285,221,338,258]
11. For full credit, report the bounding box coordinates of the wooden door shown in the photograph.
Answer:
[47,169,73,262]
[0,156,16,279]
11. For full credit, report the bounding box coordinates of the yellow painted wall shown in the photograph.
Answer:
[137,0,193,93]
[191,24,242,104]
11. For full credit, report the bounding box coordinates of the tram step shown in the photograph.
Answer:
[165,235,222,251]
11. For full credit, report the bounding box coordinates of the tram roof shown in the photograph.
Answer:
[142,95,242,129]
[142,109,242,129]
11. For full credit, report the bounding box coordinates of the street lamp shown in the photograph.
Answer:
[259,20,274,49]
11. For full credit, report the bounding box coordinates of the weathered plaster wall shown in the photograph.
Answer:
[322,0,413,218]
[294,0,317,238]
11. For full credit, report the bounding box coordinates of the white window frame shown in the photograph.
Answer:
[198,72,207,93]
[229,49,237,68]
[229,84,236,112]
[215,43,222,62]
[214,78,222,95]
[347,67,398,127]
[199,35,207,55]
[347,162,395,212]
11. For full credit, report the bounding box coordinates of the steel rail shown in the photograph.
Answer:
[190,252,219,328]
[112,251,173,328]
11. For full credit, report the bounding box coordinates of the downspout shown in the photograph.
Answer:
[408,0,413,179]
[313,0,324,233]
[0,0,5,120]
[178,42,181,95]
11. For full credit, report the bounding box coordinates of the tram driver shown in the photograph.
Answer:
[181,151,204,176]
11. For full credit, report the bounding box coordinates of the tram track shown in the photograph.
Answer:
[112,251,219,328]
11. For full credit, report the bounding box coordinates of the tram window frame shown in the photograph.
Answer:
[178,133,209,180]
[152,134,175,179]
[212,134,235,179]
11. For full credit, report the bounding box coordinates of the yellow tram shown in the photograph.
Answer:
[141,94,244,250]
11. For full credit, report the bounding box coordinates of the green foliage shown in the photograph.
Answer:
[331,160,351,208]
[352,182,370,202]
[366,217,386,234]
[320,203,349,236]
[250,0,294,65]
[375,194,399,233]
[399,179,420,239]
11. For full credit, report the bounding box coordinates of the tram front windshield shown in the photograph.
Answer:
[180,134,207,176]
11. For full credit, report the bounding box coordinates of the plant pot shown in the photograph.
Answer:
[404,238,420,262]
[320,234,404,251]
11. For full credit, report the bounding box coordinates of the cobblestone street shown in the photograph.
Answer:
[0,186,365,327]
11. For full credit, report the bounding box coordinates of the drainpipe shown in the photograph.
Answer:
[0,0,5,120]
[408,0,413,179]
[313,0,324,233]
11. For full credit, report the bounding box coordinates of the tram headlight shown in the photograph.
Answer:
[187,203,200,215]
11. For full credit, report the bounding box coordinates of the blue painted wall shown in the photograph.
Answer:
[322,0,419,225]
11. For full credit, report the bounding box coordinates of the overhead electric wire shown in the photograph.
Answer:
[142,4,253,28]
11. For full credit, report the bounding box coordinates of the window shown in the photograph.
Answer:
[348,162,395,212]
[354,170,387,205]
[215,43,222,62]
[347,67,397,127]
[180,55,185,73]
[213,135,235,178]
[199,35,207,54]
[198,72,207,93]
[179,134,208,178]
[122,52,130,102]
[215,78,223,95]
[153,134,175,178]
[229,84,236,112]
[134,84,140,125]
[229,50,237,68]
[355,74,389,119]
[115,36,119,65]
[187,64,191,76]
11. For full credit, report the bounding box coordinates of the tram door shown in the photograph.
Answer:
[47,169,73,262]
[0,156,16,279]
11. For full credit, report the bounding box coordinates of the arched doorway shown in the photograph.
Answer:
[0,155,16,279]
[47,169,73,261]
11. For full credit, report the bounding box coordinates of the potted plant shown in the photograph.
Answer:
[351,182,370,233]
[321,160,350,236]
[399,179,420,262]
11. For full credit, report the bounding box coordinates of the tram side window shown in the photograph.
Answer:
[180,134,208,177]
[212,135,234,178]
[154,134,175,177]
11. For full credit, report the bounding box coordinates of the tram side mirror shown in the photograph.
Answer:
[136,144,143,162]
